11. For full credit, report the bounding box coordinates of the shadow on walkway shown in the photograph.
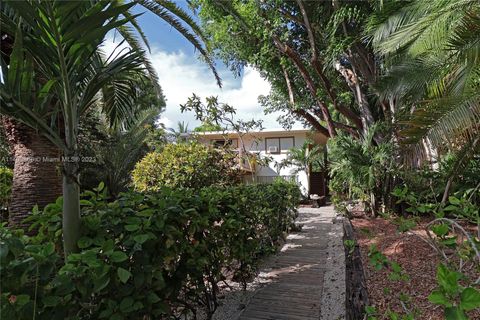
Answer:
[236,206,344,320]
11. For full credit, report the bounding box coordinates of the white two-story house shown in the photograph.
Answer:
[190,129,328,197]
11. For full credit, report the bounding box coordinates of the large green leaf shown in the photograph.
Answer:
[459,287,480,311]
[117,267,132,283]
[110,251,128,263]
[444,307,468,320]
[428,290,450,306]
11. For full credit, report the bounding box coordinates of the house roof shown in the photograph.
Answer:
[185,128,319,136]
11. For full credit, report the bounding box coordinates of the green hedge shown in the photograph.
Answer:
[132,142,241,191]
[0,180,300,319]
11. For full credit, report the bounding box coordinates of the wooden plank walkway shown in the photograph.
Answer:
[239,206,337,320]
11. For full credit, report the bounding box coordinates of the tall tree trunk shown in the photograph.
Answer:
[3,118,62,228]
[63,158,81,256]
[334,61,374,135]
[62,108,81,256]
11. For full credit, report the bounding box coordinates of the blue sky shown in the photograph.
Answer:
[131,3,204,54]
[104,2,291,130]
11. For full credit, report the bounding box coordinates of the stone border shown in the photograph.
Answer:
[320,213,347,320]
[343,218,369,320]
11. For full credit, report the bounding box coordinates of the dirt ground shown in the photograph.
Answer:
[351,216,479,319]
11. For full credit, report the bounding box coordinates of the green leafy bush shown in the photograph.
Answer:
[132,142,241,191]
[391,185,438,216]
[425,219,480,320]
[0,180,300,319]
[0,166,13,214]
[392,185,479,223]
[395,156,480,209]
[428,264,480,319]
[441,191,479,224]
[328,125,395,215]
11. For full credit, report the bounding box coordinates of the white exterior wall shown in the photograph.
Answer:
[193,130,328,196]
[240,134,309,194]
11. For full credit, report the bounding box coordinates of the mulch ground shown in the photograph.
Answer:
[351,215,479,320]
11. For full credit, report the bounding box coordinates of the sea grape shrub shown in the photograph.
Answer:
[0,180,300,319]
[428,264,480,320]
[392,185,479,222]
[132,142,241,191]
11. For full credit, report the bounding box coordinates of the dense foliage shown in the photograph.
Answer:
[0,126,11,167]
[195,0,380,138]
[1,1,479,319]
[78,103,166,196]
[328,125,396,215]
[369,0,480,155]
[0,180,300,319]
[194,0,479,216]
[0,166,13,218]
[1,0,223,255]
[132,143,241,191]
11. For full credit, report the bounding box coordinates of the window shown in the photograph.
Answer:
[265,138,280,154]
[211,139,238,149]
[265,137,295,153]
[280,137,294,150]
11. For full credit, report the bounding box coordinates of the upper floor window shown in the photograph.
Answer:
[265,137,294,153]
[211,139,238,149]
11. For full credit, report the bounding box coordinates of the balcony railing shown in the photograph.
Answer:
[235,149,255,173]
[253,175,298,184]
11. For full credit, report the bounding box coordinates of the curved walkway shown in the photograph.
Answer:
[238,206,345,320]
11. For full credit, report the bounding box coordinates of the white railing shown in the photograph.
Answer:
[254,175,298,184]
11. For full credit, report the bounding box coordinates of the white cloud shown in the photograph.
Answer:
[157,115,173,129]
[102,37,294,130]
[149,49,276,129]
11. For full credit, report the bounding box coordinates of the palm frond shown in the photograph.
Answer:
[0,88,65,150]
[373,0,480,166]
[123,8,152,52]
[371,0,477,56]
[116,24,161,94]
[137,0,222,87]
[400,94,480,148]
[154,0,209,44]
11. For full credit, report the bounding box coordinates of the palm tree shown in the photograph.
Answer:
[369,0,480,200]
[328,125,394,215]
[0,1,158,254]
[370,0,480,162]
[168,121,190,143]
[0,0,220,255]
[278,142,325,196]
[95,109,165,197]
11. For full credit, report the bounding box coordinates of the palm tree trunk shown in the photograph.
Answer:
[3,118,62,228]
[62,158,81,256]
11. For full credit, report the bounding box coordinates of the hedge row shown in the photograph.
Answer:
[0,180,301,319]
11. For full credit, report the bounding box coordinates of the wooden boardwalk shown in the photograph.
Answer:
[239,206,338,320]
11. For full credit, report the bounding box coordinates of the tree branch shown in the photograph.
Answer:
[282,64,330,137]
[293,109,330,137]
[282,65,296,105]
[277,8,305,26]
[295,0,363,130]
[272,36,337,137]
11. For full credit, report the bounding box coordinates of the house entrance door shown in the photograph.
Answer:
[309,171,326,196]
